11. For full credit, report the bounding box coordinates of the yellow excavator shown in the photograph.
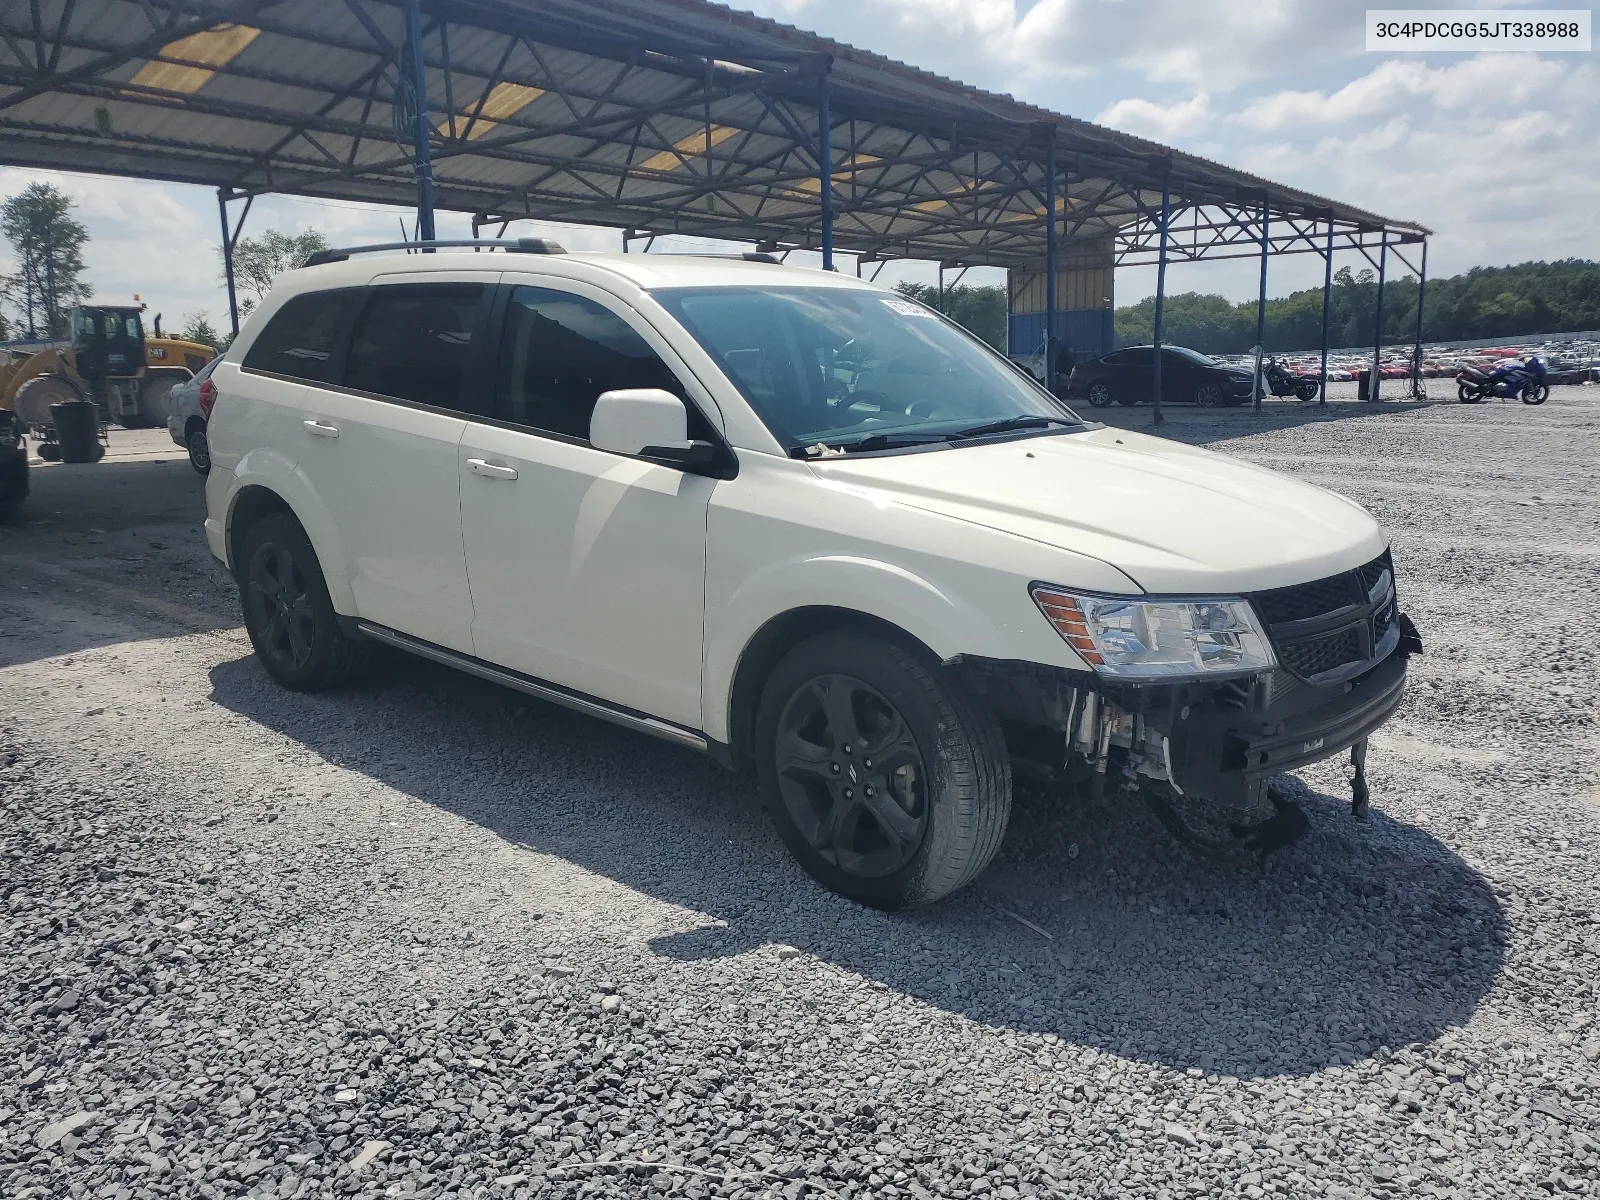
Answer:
[0,304,216,460]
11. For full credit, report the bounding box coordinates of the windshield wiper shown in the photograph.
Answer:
[795,431,950,457]
[943,414,1080,441]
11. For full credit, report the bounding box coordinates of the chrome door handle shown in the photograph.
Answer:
[467,457,518,480]
[303,419,339,438]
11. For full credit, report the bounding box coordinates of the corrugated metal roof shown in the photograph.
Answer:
[0,0,1427,269]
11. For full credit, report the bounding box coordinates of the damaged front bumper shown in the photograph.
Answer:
[952,610,1422,849]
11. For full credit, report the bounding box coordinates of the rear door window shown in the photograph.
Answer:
[344,283,487,410]
[242,290,361,384]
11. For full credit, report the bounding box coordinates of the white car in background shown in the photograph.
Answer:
[201,241,1421,909]
[166,354,220,474]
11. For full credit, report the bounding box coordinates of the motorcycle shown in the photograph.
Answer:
[1456,355,1549,405]
[1263,357,1321,401]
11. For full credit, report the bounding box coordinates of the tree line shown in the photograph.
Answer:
[901,260,1600,357]
[1114,259,1600,354]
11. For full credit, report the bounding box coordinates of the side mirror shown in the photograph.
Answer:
[590,388,719,471]
[591,388,686,456]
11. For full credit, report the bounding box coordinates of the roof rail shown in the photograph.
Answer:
[302,237,566,268]
[669,252,782,264]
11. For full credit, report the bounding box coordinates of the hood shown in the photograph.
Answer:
[809,427,1387,594]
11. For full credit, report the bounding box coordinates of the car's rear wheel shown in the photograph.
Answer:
[1194,382,1223,407]
[1086,382,1113,407]
[755,630,1010,910]
[239,512,372,691]
[186,426,211,475]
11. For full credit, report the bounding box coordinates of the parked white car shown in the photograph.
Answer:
[166,354,221,474]
[203,242,1420,908]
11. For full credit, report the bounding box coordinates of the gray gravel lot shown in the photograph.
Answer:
[3,392,1598,1200]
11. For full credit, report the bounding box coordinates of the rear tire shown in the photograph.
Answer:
[238,512,373,691]
[1457,383,1481,404]
[186,426,211,475]
[1086,382,1113,408]
[754,630,1011,910]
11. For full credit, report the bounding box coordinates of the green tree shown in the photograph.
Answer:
[227,228,329,312]
[179,312,224,349]
[1,182,93,338]
[1111,259,1600,353]
[894,282,1008,351]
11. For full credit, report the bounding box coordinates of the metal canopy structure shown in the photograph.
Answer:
[0,0,1433,415]
[0,0,1428,266]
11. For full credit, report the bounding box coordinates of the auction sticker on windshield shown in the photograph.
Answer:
[882,298,936,317]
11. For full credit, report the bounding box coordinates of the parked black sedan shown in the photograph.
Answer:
[1066,345,1256,407]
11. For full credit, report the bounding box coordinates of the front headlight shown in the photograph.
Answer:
[1031,585,1276,678]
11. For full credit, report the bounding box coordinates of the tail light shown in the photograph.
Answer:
[197,377,217,420]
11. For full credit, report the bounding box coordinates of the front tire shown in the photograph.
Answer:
[238,512,373,691]
[1194,382,1223,407]
[1522,384,1548,405]
[755,630,1011,910]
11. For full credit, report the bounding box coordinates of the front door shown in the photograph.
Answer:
[458,280,716,729]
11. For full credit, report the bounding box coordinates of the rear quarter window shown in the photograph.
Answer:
[242,290,361,384]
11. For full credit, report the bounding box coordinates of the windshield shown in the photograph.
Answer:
[653,285,1080,452]
[1167,346,1218,367]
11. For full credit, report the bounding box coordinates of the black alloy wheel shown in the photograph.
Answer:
[1194,382,1223,407]
[755,630,1011,909]
[773,673,929,879]
[238,512,372,691]
[1086,381,1114,407]
[245,539,319,675]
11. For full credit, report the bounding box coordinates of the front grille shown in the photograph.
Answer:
[1253,572,1360,624]
[1250,550,1397,684]
[1279,627,1364,677]
[1357,548,1393,596]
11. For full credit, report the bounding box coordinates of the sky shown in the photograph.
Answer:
[1,0,1594,332]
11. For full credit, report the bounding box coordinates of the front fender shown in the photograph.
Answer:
[702,552,1080,745]
[225,445,356,614]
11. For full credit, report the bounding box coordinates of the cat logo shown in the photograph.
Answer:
[149,347,167,359]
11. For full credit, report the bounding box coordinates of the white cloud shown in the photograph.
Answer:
[1094,93,1212,142]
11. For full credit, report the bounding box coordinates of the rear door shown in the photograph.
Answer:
[295,275,493,654]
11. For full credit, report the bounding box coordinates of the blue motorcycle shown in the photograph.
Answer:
[1456,355,1549,405]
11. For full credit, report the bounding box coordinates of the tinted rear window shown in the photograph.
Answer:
[242,290,360,384]
[344,283,486,409]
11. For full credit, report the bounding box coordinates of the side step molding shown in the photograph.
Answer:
[355,621,709,754]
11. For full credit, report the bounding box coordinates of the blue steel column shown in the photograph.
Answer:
[218,191,239,337]
[1411,238,1428,397]
[1252,198,1269,414]
[1319,217,1334,404]
[818,59,833,271]
[1044,141,1056,390]
[404,0,436,242]
[1369,232,1387,402]
[1150,174,1171,425]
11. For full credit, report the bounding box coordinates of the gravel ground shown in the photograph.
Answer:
[2,393,1598,1200]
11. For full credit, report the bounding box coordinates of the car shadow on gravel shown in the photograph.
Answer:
[208,648,1506,1082]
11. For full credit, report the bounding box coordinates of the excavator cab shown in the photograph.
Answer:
[71,306,145,383]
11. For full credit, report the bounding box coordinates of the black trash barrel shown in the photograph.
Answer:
[50,401,101,463]
[1357,369,1372,402]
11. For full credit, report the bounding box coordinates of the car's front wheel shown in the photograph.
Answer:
[755,630,1011,910]
[239,512,373,691]
[1195,382,1223,407]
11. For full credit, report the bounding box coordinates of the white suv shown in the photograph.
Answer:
[204,241,1420,909]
